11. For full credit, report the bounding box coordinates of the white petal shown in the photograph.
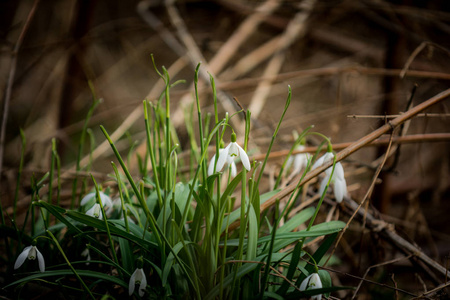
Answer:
[333,178,347,203]
[129,269,137,295]
[318,176,330,196]
[237,144,251,171]
[216,144,231,172]
[208,153,217,176]
[230,161,237,178]
[138,269,147,296]
[99,192,112,208]
[300,273,322,300]
[28,246,37,260]
[310,273,322,289]
[300,273,313,291]
[80,193,95,206]
[36,247,45,272]
[86,204,102,219]
[333,162,345,181]
[228,142,239,157]
[14,246,32,270]
[311,155,325,170]
[285,156,294,171]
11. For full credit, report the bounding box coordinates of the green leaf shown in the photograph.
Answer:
[66,210,158,250]
[5,269,128,290]
[278,207,315,234]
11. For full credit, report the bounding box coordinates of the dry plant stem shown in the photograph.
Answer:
[227,87,450,231]
[344,196,449,278]
[317,264,417,297]
[208,0,281,75]
[400,41,450,78]
[413,281,450,299]
[218,67,450,91]
[325,131,396,268]
[252,133,450,161]
[146,0,238,129]
[7,58,187,215]
[351,253,414,298]
[77,58,186,168]
[348,113,450,119]
[0,0,40,184]
[248,0,317,120]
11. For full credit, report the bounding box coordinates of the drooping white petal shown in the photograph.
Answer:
[312,152,334,170]
[86,203,102,219]
[228,142,239,157]
[230,161,237,178]
[285,156,294,171]
[236,143,251,171]
[208,153,218,176]
[333,177,347,203]
[81,192,112,208]
[129,268,146,296]
[215,144,231,173]
[311,155,325,170]
[99,192,113,208]
[80,193,95,206]
[138,269,147,296]
[300,273,323,300]
[318,175,330,197]
[129,269,137,296]
[332,162,345,181]
[36,247,45,272]
[27,245,37,260]
[14,246,32,270]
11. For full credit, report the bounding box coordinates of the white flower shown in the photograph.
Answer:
[208,149,237,177]
[313,151,348,203]
[129,268,147,296]
[300,273,323,300]
[14,245,45,272]
[86,203,103,219]
[214,134,251,174]
[80,191,112,209]
[311,151,334,171]
[81,248,91,265]
[285,145,311,176]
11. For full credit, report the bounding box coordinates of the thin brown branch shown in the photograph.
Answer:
[227,87,450,232]
[0,0,40,182]
[252,133,450,161]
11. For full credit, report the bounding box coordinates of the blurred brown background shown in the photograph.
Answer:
[1,0,450,296]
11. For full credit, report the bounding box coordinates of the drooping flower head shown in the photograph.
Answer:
[213,133,251,174]
[129,257,147,296]
[300,273,323,300]
[14,245,45,272]
[81,191,112,219]
[312,150,348,203]
[285,143,311,176]
[208,148,237,177]
[80,191,112,208]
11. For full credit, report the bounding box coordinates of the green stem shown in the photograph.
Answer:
[46,230,95,299]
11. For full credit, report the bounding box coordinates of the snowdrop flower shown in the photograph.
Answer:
[214,133,251,174]
[80,191,112,209]
[81,248,91,265]
[86,203,103,219]
[129,267,147,296]
[14,245,45,272]
[285,144,311,176]
[208,149,237,177]
[300,273,323,300]
[312,151,347,203]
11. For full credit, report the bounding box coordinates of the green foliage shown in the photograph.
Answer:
[3,62,353,299]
